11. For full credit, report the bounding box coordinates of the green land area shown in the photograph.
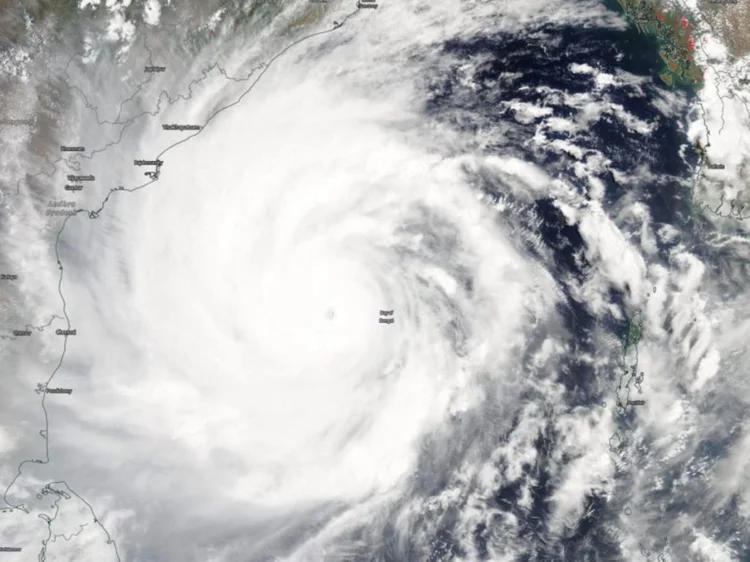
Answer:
[617,0,703,89]
[623,311,643,357]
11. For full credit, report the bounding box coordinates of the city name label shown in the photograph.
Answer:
[46,388,73,395]
[162,124,202,131]
[379,309,394,324]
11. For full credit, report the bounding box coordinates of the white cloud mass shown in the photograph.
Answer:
[0,0,748,560]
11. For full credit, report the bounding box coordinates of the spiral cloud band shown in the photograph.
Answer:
[57,56,553,507]
[3,0,747,559]
[0,11,562,556]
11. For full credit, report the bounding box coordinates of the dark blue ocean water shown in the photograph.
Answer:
[263,6,746,561]
[412,11,699,562]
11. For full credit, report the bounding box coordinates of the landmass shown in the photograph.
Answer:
[623,309,643,357]
[617,0,704,88]
[696,0,750,59]
[0,2,366,559]
[691,141,750,221]
[615,309,646,413]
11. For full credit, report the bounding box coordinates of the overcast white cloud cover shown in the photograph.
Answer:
[0,0,748,560]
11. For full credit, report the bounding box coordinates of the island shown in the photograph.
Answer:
[617,0,703,88]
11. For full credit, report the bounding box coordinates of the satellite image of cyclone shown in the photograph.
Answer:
[0,0,749,560]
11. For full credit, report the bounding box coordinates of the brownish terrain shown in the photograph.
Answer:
[698,0,750,59]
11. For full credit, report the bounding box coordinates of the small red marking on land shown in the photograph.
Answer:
[657,12,665,21]
[681,18,689,28]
